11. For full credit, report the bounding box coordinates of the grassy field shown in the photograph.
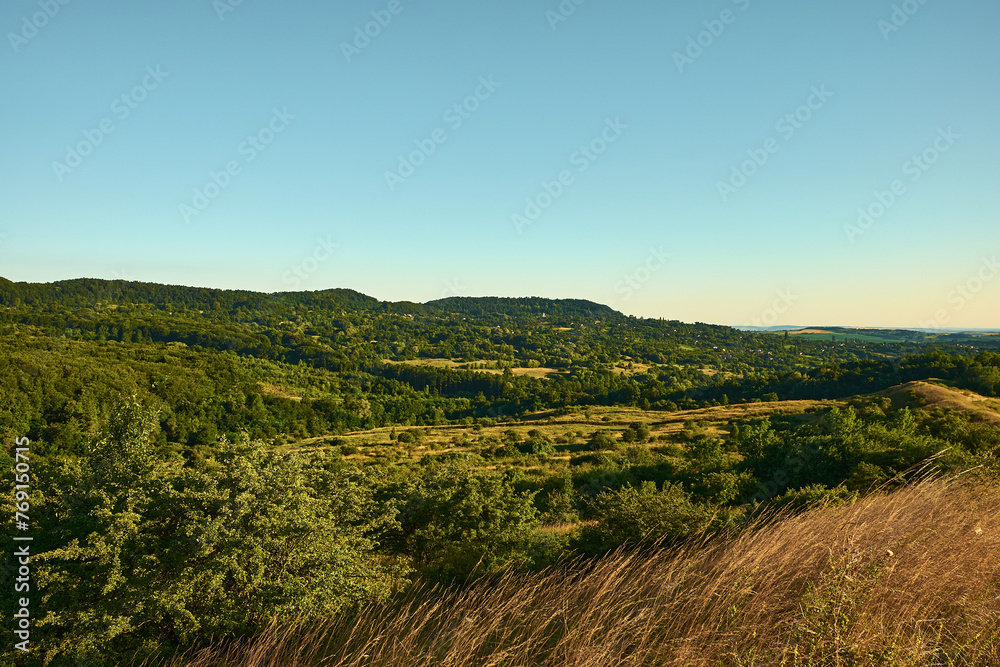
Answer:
[280,398,842,465]
[281,379,1000,468]
[384,357,567,378]
[786,331,908,343]
[884,379,1000,423]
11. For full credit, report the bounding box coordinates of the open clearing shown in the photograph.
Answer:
[281,397,842,463]
[281,380,1000,466]
[384,357,567,378]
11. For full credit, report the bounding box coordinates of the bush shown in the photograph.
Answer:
[845,462,889,492]
[392,463,539,579]
[519,434,555,455]
[588,430,617,451]
[396,429,423,444]
[621,422,651,443]
[575,481,713,554]
[762,483,858,514]
[502,429,522,444]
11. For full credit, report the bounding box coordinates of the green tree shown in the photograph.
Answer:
[33,399,402,663]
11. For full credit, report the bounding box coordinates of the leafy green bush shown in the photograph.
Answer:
[760,483,858,514]
[621,422,651,443]
[30,399,403,663]
[391,463,539,579]
[588,430,617,451]
[575,481,713,554]
[519,434,555,455]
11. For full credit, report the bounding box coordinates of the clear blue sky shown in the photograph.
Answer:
[2,0,998,328]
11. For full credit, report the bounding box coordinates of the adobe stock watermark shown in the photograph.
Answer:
[51,66,169,182]
[610,247,671,304]
[917,255,999,329]
[747,288,798,327]
[179,108,294,224]
[213,0,247,21]
[673,0,752,73]
[384,75,501,192]
[878,0,932,40]
[8,0,71,54]
[341,0,415,63]
[511,116,627,234]
[12,436,32,653]
[545,0,589,31]
[282,236,340,289]
[439,277,468,299]
[843,126,958,243]
[717,85,833,202]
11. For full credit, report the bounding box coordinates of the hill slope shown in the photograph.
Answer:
[881,379,1000,423]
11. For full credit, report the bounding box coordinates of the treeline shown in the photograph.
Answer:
[4,277,979,381]
[695,351,1000,404]
[0,279,613,324]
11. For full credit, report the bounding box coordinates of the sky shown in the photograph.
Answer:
[1,0,998,329]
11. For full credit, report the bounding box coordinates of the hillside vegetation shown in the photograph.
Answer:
[0,278,998,666]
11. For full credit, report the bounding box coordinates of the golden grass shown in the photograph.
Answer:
[382,358,566,378]
[475,367,565,378]
[145,476,1000,667]
[256,382,302,401]
[881,380,1000,423]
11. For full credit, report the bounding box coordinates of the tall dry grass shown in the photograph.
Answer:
[146,477,1000,667]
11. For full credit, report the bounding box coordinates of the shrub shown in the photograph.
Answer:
[588,430,617,451]
[621,422,651,443]
[576,480,713,554]
[519,434,554,456]
[391,463,539,580]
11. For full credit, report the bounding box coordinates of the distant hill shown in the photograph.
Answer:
[424,296,618,320]
[0,277,618,322]
[0,277,380,313]
[761,326,1000,346]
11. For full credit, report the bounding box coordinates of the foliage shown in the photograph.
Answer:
[575,481,714,554]
[389,463,540,580]
[620,421,650,443]
[27,399,403,663]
